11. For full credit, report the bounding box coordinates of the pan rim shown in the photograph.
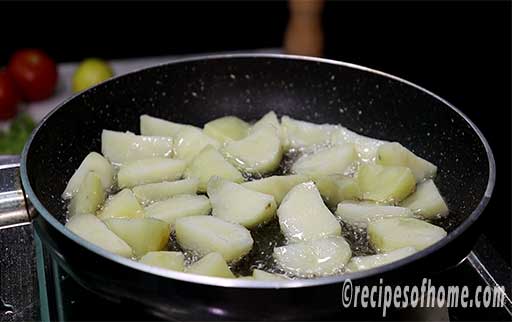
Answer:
[20,53,496,289]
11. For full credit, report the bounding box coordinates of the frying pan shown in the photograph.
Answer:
[0,54,495,320]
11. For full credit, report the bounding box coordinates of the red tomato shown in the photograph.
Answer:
[8,49,58,101]
[0,70,20,120]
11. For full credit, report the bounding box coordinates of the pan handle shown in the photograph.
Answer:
[0,155,32,230]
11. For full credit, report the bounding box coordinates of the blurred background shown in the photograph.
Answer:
[0,1,510,262]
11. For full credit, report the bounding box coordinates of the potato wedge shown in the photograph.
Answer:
[241,175,309,205]
[66,214,132,257]
[357,164,416,203]
[69,172,106,217]
[291,145,356,176]
[104,218,170,257]
[335,201,413,228]
[250,111,287,148]
[222,125,282,174]
[277,182,341,243]
[207,177,276,228]
[144,194,211,227]
[175,215,253,261]
[132,178,199,205]
[329,126,385,162]
[186,252,235,278]
[173,126,221,163]
[281,116,335,150]
[346,247,417,272]
[117,158,186,188]
[62,152,114,199]
[312,175,361,208]
[98,189,144,220]
[140,114,196,137]
[274,237,352,277]
[139,251,185,271]
[252,269,286,281]
[101,130,173,164]
[184,145,244,192]
[400,179,449,219]
[377,142,437,182]
[203,116,249,143]
[367,217,447,252]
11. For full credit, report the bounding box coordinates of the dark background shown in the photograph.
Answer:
[0,1,510,263]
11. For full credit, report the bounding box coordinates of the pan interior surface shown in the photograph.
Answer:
[22,55,493,287]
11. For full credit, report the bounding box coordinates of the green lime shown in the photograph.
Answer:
[72,58,114,93]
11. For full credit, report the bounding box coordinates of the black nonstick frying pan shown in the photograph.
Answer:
[0,54,495,320]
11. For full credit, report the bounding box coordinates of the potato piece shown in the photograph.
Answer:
[335,201,413,228]
[186,252,235,278]
[241,175,309,205]
[368,217,447,252]
[330,126,386,162]
[132,178,199,205]
[357,164,416,203]
[207,177,276,228]
[104,218,170,257]
[117,158,186,188]
[238,276,255,280]
[101,130,173,164]
[175,215,253,261]
[278,182,341,243]
[173,127,221,163]
[140,114,196,137]
[346,247,417,272]
[252,269,286,281]
[62,152,114,199]
[291,145,356,176]
[250,111,287,148]
[98,189,144,220]
[66,214,133,257]
[312,175,361,208]
[144,195,211,227]
[222,125,282,174]
[377,142,437,182]
[281,116,335,150]
[203,116,249,143]
[184,145,244,192]
[139,251,185,271]
[69,172,106,217]
[274,237,352,277]
[401,180,449,219]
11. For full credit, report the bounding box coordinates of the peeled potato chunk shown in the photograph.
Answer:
[63,152,114,199]
[173,126,221,163]
[278,182,341,243]
[329,126,386,162]
[346,247,417,272]
[98,189,144,220]
[104,218,170,257]
[101,130,173,164]
[203,116,249,143]
[66,214,132,258]
[368,217,447,252]
[377,142,437,182]
[184,145,244,192]
[175,215,253,261]
[186,252,235,278]
[274,237,352,277]
[241,175,309,205]
[291,145,356,176]
[140,114,195,137]
[335,201,413,228]
[139,251,185,272]
[207,177,276,228]
[401,179,449,219]
[281,116,335,150]
[357,164,416,203]
[144,194,211,227]
[252,269,286,281]
[222,125,283,174]
[312,175,361,208]
[117,158,186,188]
[69,172,106,217]
[132,178,199,205]
[250,111,287,148]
